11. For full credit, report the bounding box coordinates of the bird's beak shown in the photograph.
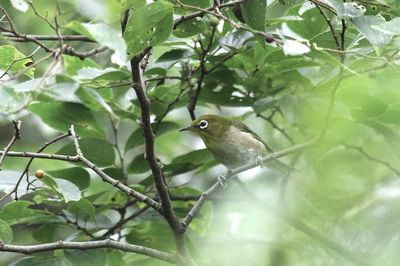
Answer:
[179,125,192,132]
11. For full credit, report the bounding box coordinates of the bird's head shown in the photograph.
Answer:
[179,114,231,141]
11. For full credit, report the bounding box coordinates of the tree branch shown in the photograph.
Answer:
[0,240,185,265]
[182,139,318,228]
[345,144,400,175]
[130,55,187,255]
[2,33,94,42]
[0,124,161,211]
[314,2,341,50]
[68,125,162,212]
[257,113,295,145]
[102,205,151,238]
[187,27,217,120]
[0,120,21,170]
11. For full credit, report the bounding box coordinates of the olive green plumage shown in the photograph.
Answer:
[180,114,291,174]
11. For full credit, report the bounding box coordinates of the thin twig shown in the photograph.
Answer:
[187,27,217,120]
[68,125,162,212]
[182,139,317,228]
[345,144,400,175]
[314,2,341,50]
[102,206,151,237]
[257,113,295,144]
[0,120,21,170]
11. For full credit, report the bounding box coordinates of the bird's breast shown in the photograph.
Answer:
[204,126,267,169]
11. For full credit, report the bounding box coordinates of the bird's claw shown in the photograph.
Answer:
[256,155,265,168]
[218,175,228,189]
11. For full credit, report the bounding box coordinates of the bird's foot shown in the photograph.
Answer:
[218,175,228,189]
[256,155,265,168]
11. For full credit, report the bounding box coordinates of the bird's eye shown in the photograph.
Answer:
[199,120,208,129]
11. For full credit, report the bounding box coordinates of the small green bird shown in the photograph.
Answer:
[179,114,292,174]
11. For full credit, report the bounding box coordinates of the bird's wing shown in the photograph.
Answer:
[232,120,297,175]
[231,120,274,152]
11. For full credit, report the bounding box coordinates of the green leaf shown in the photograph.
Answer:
[364,120,400,160]
[148,83,181,103]
[173,18,207,38]
[57,138,116,167]
[76,87,113,113]
[29,102,104,138]
[163,149,213,176]
[279,95,301,123]
[0,201,56,225]
[102,167,125,181]
[179,0,211,8]
[325,0,366,19]
[67,22,127,65]
[353,15,393,50]
[32,224,58,242]
[0,45,34,78]
[372,17,400,35]
[121,0,146,10]
[0,86,27,114]
[286,8,328,40]
[126,221,175,251]
[220,30,253,49]
[124,1,174,58]
[253,98,277,113]
[125,121,180,150]
[13,256,70,266]
[0,219,13,243]
[48,167,90,190]
[127,154,150,174]
[71,198,96,223]
[41,176,81,202]
[106,251,126,266]
[63,55,98,76]
[241,0,266,32]
[65,249,107,266]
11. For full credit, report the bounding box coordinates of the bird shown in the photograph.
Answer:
[179,114,293,185]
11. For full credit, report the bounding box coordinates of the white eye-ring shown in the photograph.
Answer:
[199,120,208,129]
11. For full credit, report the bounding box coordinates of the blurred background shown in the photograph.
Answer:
[1,0,400,265]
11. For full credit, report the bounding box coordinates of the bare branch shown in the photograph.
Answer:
[102,205,151,237]
[0,124,161,211]
[187,27,217,120]
[61,45,108,60]
[345,144,400,175]
[257,113,295,145]
[130,56,182,233]
[0,239,185,265]
[205,52,236,74]
[340,19,347,51]
[68,125,162,212]
[182,139,318,228]
[69,125,83,157]
[314,2,341,50]
[0,120,21,170]
[2,32,94,42]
